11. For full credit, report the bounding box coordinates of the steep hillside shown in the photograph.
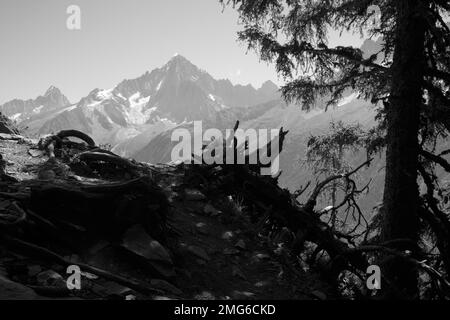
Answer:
[0,132,330,300]
[0,113,20,135]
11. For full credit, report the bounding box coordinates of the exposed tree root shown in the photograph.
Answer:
[75,151,142,173]
[2,128,448,299]
[2,236,164,296]
[56,130,96,147]
[26,176,168,241]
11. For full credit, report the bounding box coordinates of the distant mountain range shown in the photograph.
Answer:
[0,40,384,214]
[1,54,280,146]
[0,86,71,123]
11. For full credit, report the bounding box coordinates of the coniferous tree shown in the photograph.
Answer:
[221,0,450,298]
[305,121,364,229]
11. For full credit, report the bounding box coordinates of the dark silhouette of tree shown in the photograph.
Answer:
[305,121,364,229]
[221,0,450,298]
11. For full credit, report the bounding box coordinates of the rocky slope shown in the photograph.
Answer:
[0,132,329,300]
[0,113,20,135]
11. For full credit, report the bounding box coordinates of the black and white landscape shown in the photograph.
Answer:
[0,0,449,304]
[0,40,383,199]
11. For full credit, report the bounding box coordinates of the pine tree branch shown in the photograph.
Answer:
[304,159,372,211]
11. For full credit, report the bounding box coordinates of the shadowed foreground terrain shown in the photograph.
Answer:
[0,130,331,300]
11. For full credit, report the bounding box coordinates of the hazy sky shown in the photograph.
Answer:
[0,0,365,104]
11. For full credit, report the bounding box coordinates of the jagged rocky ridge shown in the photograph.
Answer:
[0,86,70,123]
[1,55,280,148]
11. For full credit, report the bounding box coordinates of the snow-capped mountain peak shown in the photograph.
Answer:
[3,55,280,147]
[0,86,70,123]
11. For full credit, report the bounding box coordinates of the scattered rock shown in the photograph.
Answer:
[222,231,234,240]
[231,266,246,280]
[311,290,327,300]
[194,291,216,300]
[254,253,270,260]
[184,189,206,201]
[28,149,44,158]
[36,270,66,288]
[231,290,255,300]
[203,204,221,216]
[187,245,210,261]
[235,239,246,250]
[153,295,174,300]
[223,248,240,256]
[121,225,173,265]
[150,279,182,295]
[195,222,208,235]
[254,280,270,288]
[120,225,175,279]
[167,192,179,204]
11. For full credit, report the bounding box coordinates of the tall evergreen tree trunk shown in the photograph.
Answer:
[382,0,426,298]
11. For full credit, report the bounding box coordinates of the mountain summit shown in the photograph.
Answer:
[0,86,70,122]
[145,54,280,122]
[4,56,279,145]
[44,85,60,96]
